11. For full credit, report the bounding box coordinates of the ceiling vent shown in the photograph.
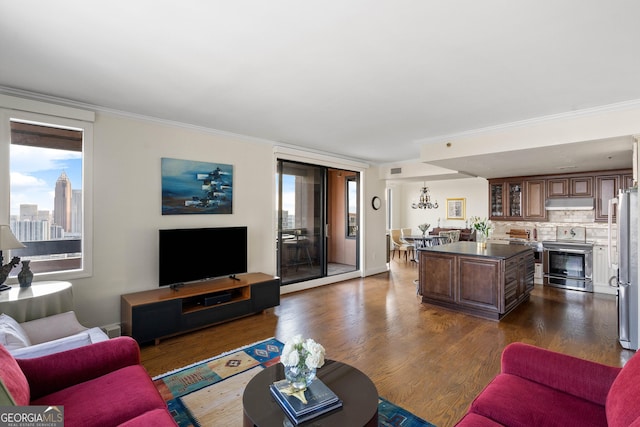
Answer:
[390,167,402,175]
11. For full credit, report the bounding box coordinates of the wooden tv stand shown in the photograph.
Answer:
[120,273,280,344]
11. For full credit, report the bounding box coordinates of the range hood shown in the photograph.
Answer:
[544,197,595,210]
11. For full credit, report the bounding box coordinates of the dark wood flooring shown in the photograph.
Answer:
[140,258,636,427]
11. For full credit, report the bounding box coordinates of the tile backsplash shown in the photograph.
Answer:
[491,209,612,245]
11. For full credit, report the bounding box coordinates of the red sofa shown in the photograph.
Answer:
[0,336,176,426]
[456,342,640,427]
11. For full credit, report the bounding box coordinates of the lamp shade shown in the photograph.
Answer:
[0,225,25,251]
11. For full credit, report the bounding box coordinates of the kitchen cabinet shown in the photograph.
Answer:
[595,175,617,222]
[490,178,545,220]
[524,179,546,220]
[489,179,523,220]
[489,169,631,222]
[595,170,632,222]
[547,176,593,198]
[622,173,635,190]
[419,242,534,320]
[571,176,594,197]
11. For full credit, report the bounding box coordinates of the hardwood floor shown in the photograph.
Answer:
[140,259,636,427]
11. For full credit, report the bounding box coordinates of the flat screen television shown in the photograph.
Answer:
[159,226,247,287]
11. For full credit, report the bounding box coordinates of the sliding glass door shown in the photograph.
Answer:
[277,160,359,285]
[277,161,325,284]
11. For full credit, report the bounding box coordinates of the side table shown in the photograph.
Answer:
[0,281,73,322]
[243,360,378,427]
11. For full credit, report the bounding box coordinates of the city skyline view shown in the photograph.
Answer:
[10,144,82,216]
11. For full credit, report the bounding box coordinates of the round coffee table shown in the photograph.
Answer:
[243,360,378,426]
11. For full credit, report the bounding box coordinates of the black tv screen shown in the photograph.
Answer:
[159,226,247,287]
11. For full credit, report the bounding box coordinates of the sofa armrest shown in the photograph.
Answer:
[501,342,621,405]
[9,327,109,359]
[17,336,141,400]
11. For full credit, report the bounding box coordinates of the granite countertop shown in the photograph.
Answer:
[418,241,533,259]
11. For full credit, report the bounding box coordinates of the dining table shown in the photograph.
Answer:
[402,235,449,261]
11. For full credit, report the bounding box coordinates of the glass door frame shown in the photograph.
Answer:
[276,159,361,286]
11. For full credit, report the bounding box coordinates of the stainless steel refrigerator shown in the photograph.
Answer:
[609,187,639,350]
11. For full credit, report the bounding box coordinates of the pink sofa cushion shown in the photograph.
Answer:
[470,373,607,427]
[31,365,168,427]
[0,344,29,405]
[501,342,619,406]
[17,336,140,400]
[607,352,640,427]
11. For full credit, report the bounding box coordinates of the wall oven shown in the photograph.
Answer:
[542,241,593,292]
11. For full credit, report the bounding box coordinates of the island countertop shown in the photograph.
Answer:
[418,241,535,320]
[418,241,533,259]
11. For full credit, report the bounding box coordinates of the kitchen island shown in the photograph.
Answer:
[418,242,535,320]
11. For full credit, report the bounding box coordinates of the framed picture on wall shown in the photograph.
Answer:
[446,198,465,220]
[161,157,233,215]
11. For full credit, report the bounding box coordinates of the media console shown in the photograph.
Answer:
[120,273,280,344]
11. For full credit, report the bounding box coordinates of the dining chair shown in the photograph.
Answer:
[390,229,415,261]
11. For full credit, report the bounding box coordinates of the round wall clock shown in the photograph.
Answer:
[371,196,381,210]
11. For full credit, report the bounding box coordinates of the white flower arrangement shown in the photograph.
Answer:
[470,216,493,238]
[281,335,326,370]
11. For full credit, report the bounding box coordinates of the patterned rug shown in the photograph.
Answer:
[153,337,435,427]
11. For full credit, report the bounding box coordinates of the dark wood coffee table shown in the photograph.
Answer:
[243,360,378,426]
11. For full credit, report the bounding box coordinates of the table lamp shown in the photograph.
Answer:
[0,225,26,286]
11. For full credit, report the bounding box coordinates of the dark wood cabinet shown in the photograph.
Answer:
[622,173,635,191]
[419,243,534,320]
[489,179,523,220]
[489,169,632,222]
[458,256,501,313]
[547,176,593,198]
[121,273,280,344]
[594,170,633,222]
[570,176,594,197]
[595,175,618,222]
[524,179,546,220]
[547,178,569,197]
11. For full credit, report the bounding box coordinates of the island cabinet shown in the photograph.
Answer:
[121,273,280,344]
[419,242,534,320]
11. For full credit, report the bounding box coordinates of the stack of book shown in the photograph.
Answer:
[269,378,343,425]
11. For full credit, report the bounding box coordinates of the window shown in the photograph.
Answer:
[346,176,357,238]
[1,107,93,281]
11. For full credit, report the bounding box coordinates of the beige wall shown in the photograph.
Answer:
[69,113,276,326]
[389,177,489,234]
[59,112,388,327]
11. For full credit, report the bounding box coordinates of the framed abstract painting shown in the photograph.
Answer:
[161,157,233,215]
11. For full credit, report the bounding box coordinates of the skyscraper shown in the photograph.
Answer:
[54,171,72,233]
[71,189,82,234]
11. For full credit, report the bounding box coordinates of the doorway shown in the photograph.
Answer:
[276,160,359,285]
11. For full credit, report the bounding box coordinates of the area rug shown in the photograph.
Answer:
[153,337,435,427]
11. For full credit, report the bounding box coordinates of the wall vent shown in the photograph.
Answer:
[390,167,402,175]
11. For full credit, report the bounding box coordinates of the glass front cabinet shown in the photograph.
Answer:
[489,179,523,220]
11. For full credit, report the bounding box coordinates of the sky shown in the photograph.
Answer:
[10,145,82,216]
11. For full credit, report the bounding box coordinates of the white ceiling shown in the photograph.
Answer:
[2,1,640,173]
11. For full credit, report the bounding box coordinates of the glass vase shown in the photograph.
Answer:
[284,365,317,391]
[477,232,488,249]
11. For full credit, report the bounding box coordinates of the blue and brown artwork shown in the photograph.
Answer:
[161,157,233,215]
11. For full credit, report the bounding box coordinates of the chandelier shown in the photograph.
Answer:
[411,185,439,209]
